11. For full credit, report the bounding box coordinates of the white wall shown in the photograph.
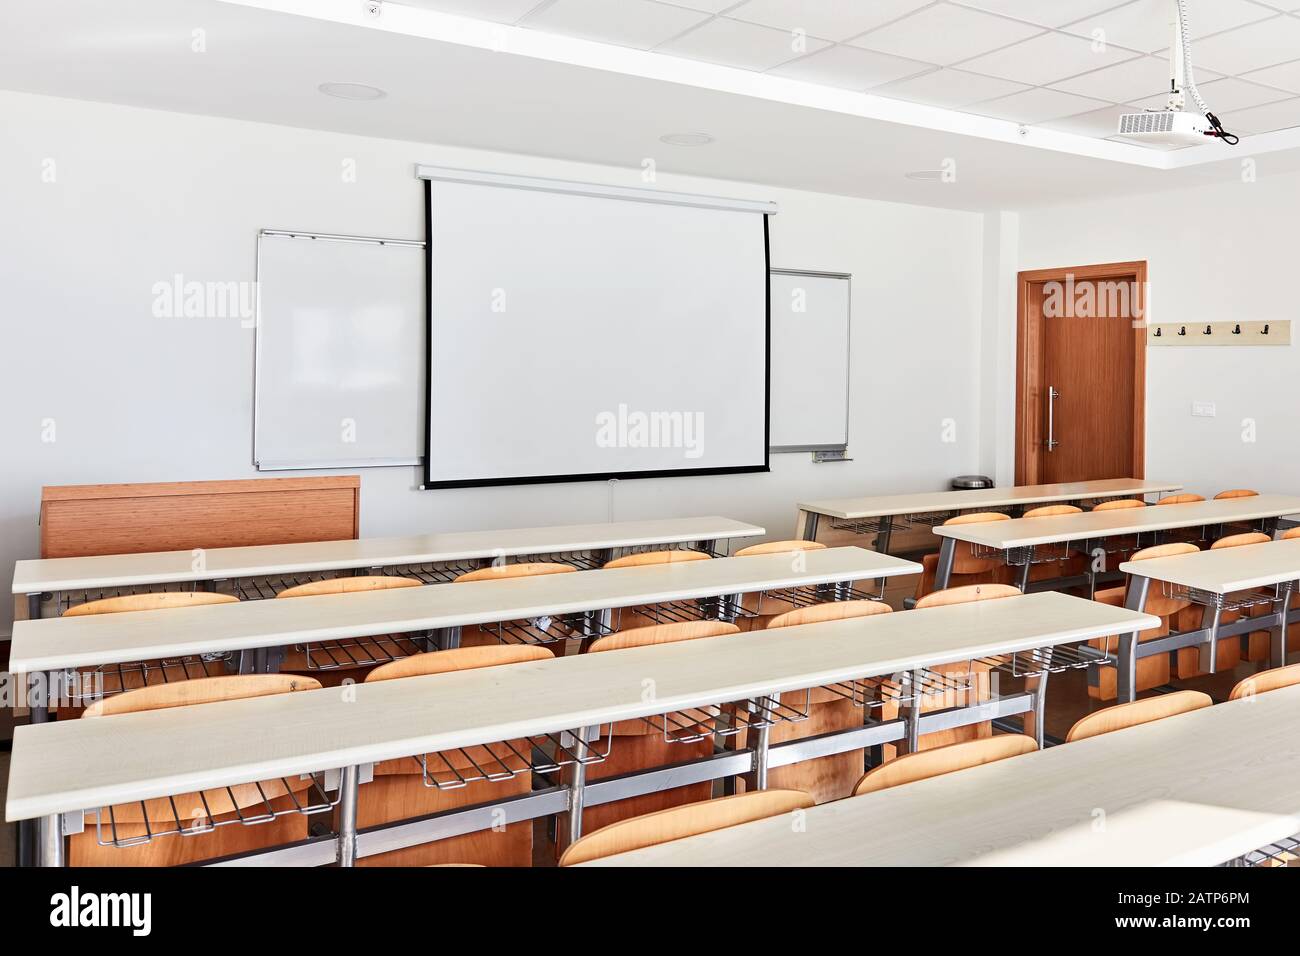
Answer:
[0,90,987,634]
[1016,168,1300,499]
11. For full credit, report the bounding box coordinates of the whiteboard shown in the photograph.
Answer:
[768,269,851,453]
[254,232,426,470]
[420,166,773,488]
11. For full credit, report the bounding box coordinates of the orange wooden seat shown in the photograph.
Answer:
[357,645,553,866]
[276,575,422,680]
[1065,690,1212,743]
[914,512,1015,602]
[558,790,813,866]
[732,540,830,626]
[1229,663,1300,701]
[452,562,576,648]
[853,734,1037,796]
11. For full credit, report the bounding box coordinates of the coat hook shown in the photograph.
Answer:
[1203,324,1213,335]
[1232,323,1242,334]
[1178,325,1187,336]
[1263,324,1270,335]
[1154,327,1162,337]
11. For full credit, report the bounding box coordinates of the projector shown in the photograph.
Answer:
[1117,109,1212,146]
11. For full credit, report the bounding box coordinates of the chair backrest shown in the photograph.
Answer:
[603,549,711,569]
[1125,542,1199,616]
[1229,663,1300,701]
[366,645,552,682]
[1284,527,1300,541]
[276,575,421,599]
[84,673,321,718]
[1022,505,1082,519]
[914,583,1021,610]
[1065,689,1212,742]
[1214,489,1259,500]
[454,562,574,583]
[558,790,814,866]
[587,620,739,654]
[943,512,1011,574]
[1155,494,1205,506]
[65,591,239,616]
[1093,499,1146,512]
[853,735,1037,796]
[765,600,891,629]
[1211,532,1272,550]
[733,540,828,558]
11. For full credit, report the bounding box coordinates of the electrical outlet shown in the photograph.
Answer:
[1191,401,1217,418]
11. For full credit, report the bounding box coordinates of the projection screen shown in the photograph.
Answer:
[419,166,774,488]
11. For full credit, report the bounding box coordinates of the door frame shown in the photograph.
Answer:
[1014,260,1147,484]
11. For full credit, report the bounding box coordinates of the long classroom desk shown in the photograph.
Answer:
[6,591,1157,867]
[11,515,765,621]
[585,683,1300,867]
[11,546,919,679]
[795,478,1182,551]
[1118,536,1300,677]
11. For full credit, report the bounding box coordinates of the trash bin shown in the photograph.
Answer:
[950,475,993,491]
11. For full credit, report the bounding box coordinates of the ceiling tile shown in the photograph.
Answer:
[727,0,932,42]
[768,45,933,90]
[401,0,549,22]
[1221,96,1300,134]
[872,67,1031,108]
[1187,15,1300,75]
[522,0,709,50]
[1124,76,1289,114]
[959,30,1141,85]
[1051,55,1173,103]
[1039,104,1133,137]
[1241,58,1300,94]
[657,0,743,13]
[967,86,1112,123]
[1062,0,1277,55]
[849,4,1042,66]
[947,0,1126,28]
[657,16,829,70]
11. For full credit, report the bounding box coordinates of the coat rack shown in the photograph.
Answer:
[1147,320,1290,347]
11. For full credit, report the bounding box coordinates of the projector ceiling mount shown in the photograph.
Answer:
[1118,0,1239,147]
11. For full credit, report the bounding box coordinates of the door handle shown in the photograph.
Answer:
[1046,386,1060,452]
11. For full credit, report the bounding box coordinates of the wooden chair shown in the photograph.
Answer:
[69,674,322,866]
[731,600,892,804]
[1229,663,1300,700]
[729,540,829,628]
[1156,494,1206,506]
[276,575,422,682]
[1284,528,1300,541]
[452,562,576,648]
[1065,690,1212,743]
[61,591,242,708]
[733,540,828,557]
[558,790,813,866]
[1181,532,1275,670]
[358,646,553,866]
[601,550,712,630]
[853,734,1037,796]
[1090,498,1147,567]
[555,620,740,858]
[886,584,1022,755]
[1022,505,1086,583]
[1093,499,1146,511]
[1214,489,1259,500]
[1089,543,1199,700]
[914,512,1015,602]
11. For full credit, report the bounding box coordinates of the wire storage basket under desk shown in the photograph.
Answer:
[978,638,1112,678]
[614,690,811,745]
[1159,579,1291,613]
[59,653,239,707]
[93,772,339,849]
[1237,834,1300,867]
[819,666,979,710]
[405,726,613,791]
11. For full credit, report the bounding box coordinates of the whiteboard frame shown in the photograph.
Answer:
[768,268,852,455]
[252,229,427,471]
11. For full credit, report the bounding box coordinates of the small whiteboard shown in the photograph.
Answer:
[769,269,851,453]
[254,231,426,470]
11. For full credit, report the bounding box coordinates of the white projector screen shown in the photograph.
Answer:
[420,167,774,488]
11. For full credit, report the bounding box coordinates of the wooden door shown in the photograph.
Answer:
[1015,262,1146,484]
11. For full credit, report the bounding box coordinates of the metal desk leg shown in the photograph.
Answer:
[1117,575,1150,704]
[748,714,771,791]
[900,670,923,755]
[1272,582,1294,669]
[39,813,65,867]
[797,510,820,543]
[934,538,957,591]
[1023,673,1049,749]
[1198,603,1223,674]
[337,765,359,867]
[566,725,599,846]
[875,519,894,557]
[1017,547,1034,592]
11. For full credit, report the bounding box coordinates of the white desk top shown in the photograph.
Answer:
[587,684,1300,867]
[5,591,1156,821]
[934,495,1300,550]
[11,516,764,595]
[9,547,920,674]
[797,479,1181,521]
[1120,537,1300,593]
